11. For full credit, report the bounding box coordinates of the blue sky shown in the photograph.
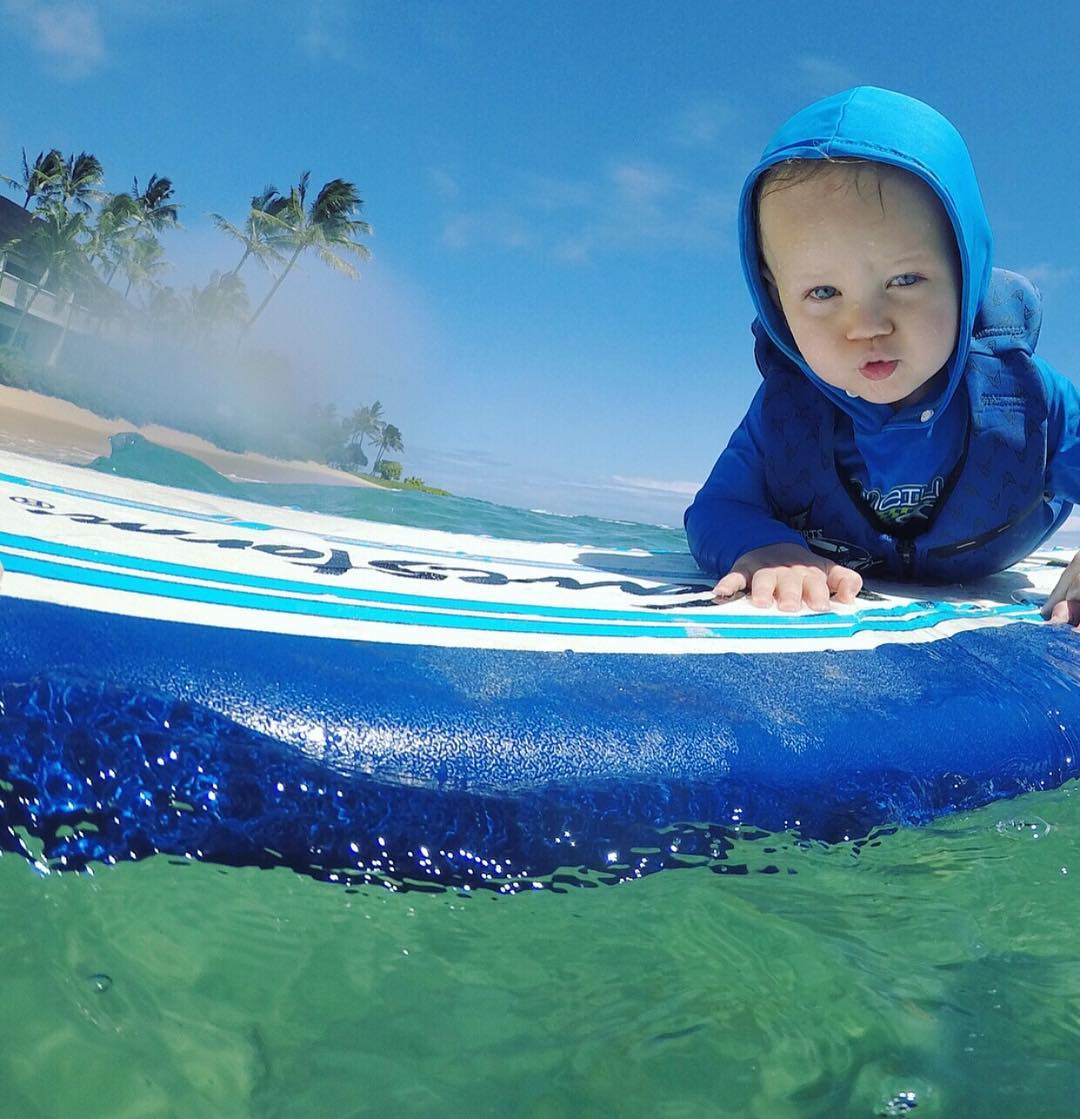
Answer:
[3,1,1080,526]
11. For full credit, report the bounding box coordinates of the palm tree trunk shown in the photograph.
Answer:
[46,292,77,367]
[13,266,51,341]
[243,244,302,336]
[232,246,252,276]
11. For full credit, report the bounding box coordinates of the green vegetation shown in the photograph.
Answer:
[0,147,443,493]
[363,471,450,496]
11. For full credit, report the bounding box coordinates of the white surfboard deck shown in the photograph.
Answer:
[0,449,1060,656]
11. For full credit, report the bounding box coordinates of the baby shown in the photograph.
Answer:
[684,86,1080,625]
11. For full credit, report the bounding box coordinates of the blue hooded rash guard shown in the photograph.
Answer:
[685,86,1080,579]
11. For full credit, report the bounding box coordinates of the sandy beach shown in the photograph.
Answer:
[0,384,377,487]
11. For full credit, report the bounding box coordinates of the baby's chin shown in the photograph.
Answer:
[823,371,942,410]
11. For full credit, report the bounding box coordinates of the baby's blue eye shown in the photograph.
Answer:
[807,285,838,301]
[890,273,921,287]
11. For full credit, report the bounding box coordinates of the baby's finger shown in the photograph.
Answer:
[774,568,820,612]
[713,571,748,600]
[798,568,831,612]
[749,568,780,608]
[1041,561,1080,617]
[827,565,863,604]
[1046,598,1080,627]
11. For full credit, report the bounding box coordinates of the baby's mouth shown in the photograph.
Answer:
[860,360,898,381]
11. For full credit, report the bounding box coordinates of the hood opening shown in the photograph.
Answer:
[738,87,994,436]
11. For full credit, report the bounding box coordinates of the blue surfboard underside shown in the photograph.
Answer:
[2,596,1079,890]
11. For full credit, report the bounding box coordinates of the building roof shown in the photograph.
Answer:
[0,194,33,246]
[0,192,127,318]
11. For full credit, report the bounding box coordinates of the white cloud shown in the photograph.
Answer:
[439,208,535,252]
[610,161,674,207]
[4,0,106,77]
[429,168,461,201]
[300,2,352,64]
[520,172,594,212]
[409,445,513,472]
[667,97,738,148]
[552,236,591,264]
[439,157,735,264]
[1013,263,1078,291]
[609,475,701,496]
[797,55,857,93]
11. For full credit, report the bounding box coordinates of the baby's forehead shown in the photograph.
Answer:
[758,162,953,249]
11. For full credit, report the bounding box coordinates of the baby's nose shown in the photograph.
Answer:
[845,301,894,341]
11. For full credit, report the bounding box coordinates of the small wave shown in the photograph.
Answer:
[84,435,687,552]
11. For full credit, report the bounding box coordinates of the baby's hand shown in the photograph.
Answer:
[714,542,863,612]
[1041,549,1080,628]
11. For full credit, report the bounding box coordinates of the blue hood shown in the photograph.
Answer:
[739,86,994,434]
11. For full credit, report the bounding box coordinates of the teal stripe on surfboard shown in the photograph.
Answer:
[0,528,1035,629]
[0,528,955,626]
[0,541,1038,640]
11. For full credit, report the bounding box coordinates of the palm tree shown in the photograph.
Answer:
[46,264,97,366]
[45,152,105,213]
[131,175,179,231]
[121,235,168,300]
[212,186,289,277]
[90,176,177,288]
[241,173,371,339]
[345,400,384,466]
[308,401,348,464]
[372,423,404,473]
[10,202,89,344]
[0,148,64,210]
[188,270,250,343]
[87,191,141,281]
[145,284,187,337]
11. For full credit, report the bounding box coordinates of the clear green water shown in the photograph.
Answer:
[5,444,1079,1117]
[2,790,1079,1118]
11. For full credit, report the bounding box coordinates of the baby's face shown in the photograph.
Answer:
[758,164,960,410]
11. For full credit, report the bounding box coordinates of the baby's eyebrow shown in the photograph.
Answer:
[891,251,935,265]
[786,250,936,280]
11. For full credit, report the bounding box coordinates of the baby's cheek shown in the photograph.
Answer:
[931,306,960,354]
[794,337,841,385]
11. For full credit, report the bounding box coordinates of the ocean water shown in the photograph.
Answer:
[3,443,1080,1118]
[87,434,689,552]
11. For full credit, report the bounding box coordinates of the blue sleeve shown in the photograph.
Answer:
[683,381,808,576]
[1038,358,1080,504]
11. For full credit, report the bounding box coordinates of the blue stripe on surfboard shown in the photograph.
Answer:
[0,548,1038,641]
[0,527,734,623]
[0,468,692,574]
[0,528,1034,631]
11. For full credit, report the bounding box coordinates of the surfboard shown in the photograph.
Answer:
[1,446,1077,890]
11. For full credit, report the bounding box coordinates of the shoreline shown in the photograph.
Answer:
[0,384,378,488]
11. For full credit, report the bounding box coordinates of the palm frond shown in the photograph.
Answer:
[210,213,245,241]
[313,245,360,279]
[311,178,362,222]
